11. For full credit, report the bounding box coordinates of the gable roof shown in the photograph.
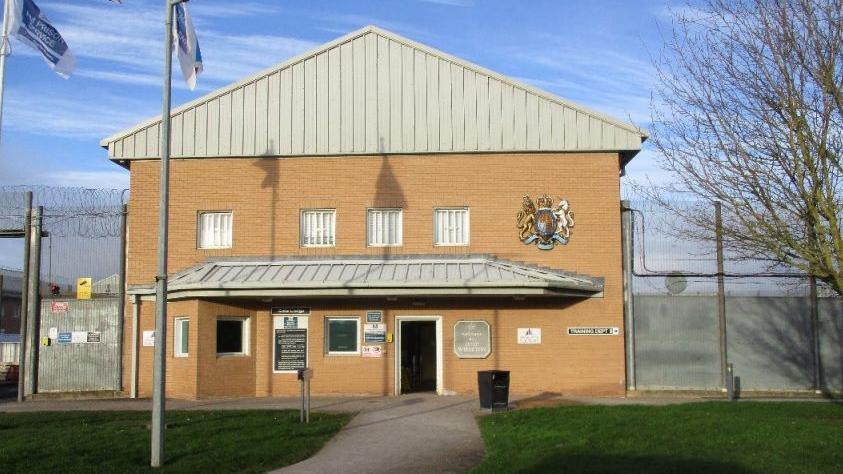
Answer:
[102,25,647,164]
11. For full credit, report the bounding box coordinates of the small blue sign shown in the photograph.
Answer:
[57,332,72,343]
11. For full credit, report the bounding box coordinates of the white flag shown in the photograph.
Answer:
[8,0,75,78]
[173,3,202,90]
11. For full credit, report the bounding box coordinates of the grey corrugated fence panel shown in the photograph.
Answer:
[0,342,20,364]
[818,299,843,391]
[102,26,645,160]
[37,298,120,392]
[634,295,842,392]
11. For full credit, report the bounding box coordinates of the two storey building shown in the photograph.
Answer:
[103,26,646,399]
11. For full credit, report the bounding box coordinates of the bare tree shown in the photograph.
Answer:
[646,0,843,295]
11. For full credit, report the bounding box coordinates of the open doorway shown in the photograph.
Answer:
[395,316,442,395]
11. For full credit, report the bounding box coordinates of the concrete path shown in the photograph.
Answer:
[275,394,484,474]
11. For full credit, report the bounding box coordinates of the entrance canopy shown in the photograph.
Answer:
[127,255,603,300]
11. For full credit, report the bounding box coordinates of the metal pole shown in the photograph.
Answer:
[116,204,127,393]
[131,295,139,399]
[809,274,821,393]
[0,0,12,143]
[16,191,31,402]
[306,379,311,424]
[300,377,305,423]
[151,0,179,467]
[25,206,42,396]
[715,201,728,392]
[620,200,636,391]
[0,274,4,334]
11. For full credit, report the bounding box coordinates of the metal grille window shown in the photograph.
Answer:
[434,208,469,246]
[301,209,336,247]
[174,317,189,358]
[197,211,232,249]
[367,209,403,247]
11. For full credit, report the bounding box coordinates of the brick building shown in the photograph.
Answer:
[103,26,646,399]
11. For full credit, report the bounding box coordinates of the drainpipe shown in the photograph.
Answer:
[621,200,635,391]
[116,204,127,393]
[131,294,139,399]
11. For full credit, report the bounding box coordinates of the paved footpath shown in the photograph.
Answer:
[275,394,484,474]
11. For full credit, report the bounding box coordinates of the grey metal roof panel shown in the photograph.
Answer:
[102,26,646,162]
[159,255,603,296]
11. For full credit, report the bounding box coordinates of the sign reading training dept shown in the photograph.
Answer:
[567,327,620,336]
[454,320,491,358]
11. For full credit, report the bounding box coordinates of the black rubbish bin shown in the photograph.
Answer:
[478,370,510,411]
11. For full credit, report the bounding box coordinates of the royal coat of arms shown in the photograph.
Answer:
[517,195,574,250]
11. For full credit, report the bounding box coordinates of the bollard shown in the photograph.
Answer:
[297,368,313,423]
[726,363,736,401]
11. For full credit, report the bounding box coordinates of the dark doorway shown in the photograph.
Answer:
[400,321,437,393]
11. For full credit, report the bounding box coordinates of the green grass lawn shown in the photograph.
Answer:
[473,402,843,474]
[0,410,350,473]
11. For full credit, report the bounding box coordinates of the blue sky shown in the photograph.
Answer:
[0,0,678,189]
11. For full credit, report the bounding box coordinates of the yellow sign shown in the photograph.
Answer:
[76,277,92,300]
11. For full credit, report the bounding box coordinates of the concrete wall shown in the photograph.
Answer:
[633,295,843,393]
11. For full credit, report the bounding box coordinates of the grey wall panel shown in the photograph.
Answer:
[634,295,842,392]
[103,28,645,160]
[38,298,120,392]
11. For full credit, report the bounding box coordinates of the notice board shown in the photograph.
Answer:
[275,328,307,372]
[273,314,309,373]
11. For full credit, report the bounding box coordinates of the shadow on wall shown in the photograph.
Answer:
[254,140,279,258]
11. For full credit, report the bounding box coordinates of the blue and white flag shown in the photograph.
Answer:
[173,3,202,90]
[8,0,75,78]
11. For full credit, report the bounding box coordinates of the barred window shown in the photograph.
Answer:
[434,208,469,246]
[197,212,232,249]
[367,209,403,247]
[301,209,336,247]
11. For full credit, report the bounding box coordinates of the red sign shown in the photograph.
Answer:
[50,301,69,313]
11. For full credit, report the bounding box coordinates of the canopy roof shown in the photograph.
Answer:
[103,25,646,166]
[128,255,604,300]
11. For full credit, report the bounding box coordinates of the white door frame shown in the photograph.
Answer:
[394,315,443,395]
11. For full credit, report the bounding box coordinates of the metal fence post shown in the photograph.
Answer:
[621,200,636,391]
[0,274,4,334]
[715,201,728,392]
[116,204,127,392]
[25,206,42,396]
[809,274,821,393]
[17,192,31,402]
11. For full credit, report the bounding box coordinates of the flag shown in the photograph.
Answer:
[173,3,202,90]
[8,0,75,78]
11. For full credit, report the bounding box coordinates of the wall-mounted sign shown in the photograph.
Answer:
[76,277,92,300]
[517,195,574,250]
[362,345,384,358]
[57,332,71,344]
[366,311,382,323]
[86,332,101,343]
[142,330,155,346]
[275,329,307,371]
[568,327,620,336]
[274,315,308,373]
[517,328,541,344]
[364,323,387,343]
[50,301,69,313]
[70,331,87,344]
[272,307,310,316]
[454,320,491,358]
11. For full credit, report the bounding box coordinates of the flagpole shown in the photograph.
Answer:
[0,0,12,144]
[151,0,183,467]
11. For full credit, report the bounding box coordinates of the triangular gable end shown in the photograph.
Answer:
[102,25,647,164]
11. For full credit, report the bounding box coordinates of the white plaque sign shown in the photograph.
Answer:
[453,320,491,358]
[517,328,541,344]
[142,330,155,347]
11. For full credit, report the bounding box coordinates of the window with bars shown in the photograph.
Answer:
[300,209,336,247]
[434,208,470,246]
[367,208,403,247]
[197,212,233,249]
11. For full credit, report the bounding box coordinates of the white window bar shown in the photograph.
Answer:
[434,208,469,246]
[301,209,336,247]
[197,212,232,249]
[368,209,403,247]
